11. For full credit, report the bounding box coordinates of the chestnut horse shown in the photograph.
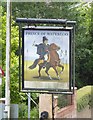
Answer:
[38,43,64,80]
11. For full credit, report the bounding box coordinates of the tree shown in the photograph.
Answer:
[1,2,93,118]
[3,2,93,89]
[1,6,27,103]
[74,3,93,88]
[1,7,39,118]
[1,0,93,103]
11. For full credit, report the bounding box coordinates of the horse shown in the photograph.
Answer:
[29,43,64,80]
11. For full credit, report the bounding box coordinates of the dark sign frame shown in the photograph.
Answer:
[22,27,73,94]
[16,18,76,94]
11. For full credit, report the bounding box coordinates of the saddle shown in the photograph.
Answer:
[38,59,44,64]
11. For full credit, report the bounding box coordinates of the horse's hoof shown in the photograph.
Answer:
[38,77,41,79]
[60,71,63,74]
[58,75,60,80]
[49,75,52,80]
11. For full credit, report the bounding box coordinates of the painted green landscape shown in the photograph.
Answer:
[24,60,69,83]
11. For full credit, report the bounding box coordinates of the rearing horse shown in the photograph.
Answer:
[38,43,64,80]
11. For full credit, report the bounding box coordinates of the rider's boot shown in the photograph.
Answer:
[29,59,39,69]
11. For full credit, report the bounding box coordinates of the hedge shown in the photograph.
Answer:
[77,86,93,112]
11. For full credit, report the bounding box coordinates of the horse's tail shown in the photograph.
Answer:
[29,59,39,69]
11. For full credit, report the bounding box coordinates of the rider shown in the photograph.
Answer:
[36,36,49,61]
[29,36,50,69]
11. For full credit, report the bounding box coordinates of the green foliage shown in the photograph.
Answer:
[19,103,28,118]
[0,86,2,98]
[77,86,93,112]
[10,2,75,19]
[58,94,69,108]
[1,2,93,118]
[74,3,93,88]
[1,9,25,103]
[1,7,39,119]
[1,6,39,105]
[19,103,39,118]
[0,6,2,66]
[11,2,93,88]
[89,87,93,108]
[2,2,93,89]
[30,107,39,118]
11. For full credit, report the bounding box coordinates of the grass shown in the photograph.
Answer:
[24,60,69,82]
[77,86,93,112]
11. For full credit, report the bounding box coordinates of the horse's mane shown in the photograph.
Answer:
[49,43,59,51]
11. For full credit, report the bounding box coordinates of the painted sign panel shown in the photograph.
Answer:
[22,27,72,93]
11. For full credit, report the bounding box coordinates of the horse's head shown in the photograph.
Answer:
[49,43,60,51]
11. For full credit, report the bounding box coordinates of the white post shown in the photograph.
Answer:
[4,0,11,118]
[28,93,31,118]
[0,75,2,85]
[0,68,4,85]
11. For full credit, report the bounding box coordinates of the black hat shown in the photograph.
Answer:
[43,36,48,42]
